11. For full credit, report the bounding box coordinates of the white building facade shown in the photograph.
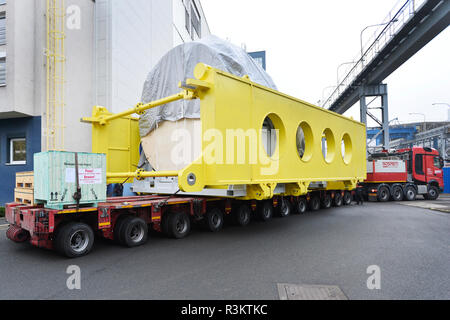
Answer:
[0,0,210,205]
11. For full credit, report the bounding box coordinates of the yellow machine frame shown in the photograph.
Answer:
[83,63,367,200]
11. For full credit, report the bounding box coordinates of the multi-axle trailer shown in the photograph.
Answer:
[5,190,355,258]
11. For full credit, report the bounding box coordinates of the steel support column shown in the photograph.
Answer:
[359,84,390,149]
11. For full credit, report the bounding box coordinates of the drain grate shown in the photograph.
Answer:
[277,283,348,300]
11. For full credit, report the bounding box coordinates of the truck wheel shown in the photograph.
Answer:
[278,198,292,217]
[308,195,321,211]
[296,198,307,214]
[258,201,274,221]
[234,204,252,226]
[168,211,191,239]
[321,194,332,209]
[333,193,343,207]
[120,217,148,247]
[424,186,439,201]
[391,185,404,201]
[55,222,94,258]
[377,186,390,202]
[205,208,224,232]
[343,191,352,206]
[404,186,417,201]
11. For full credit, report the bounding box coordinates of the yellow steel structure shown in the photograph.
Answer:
[83,106,141,184]
[45,0,66,151]
[83,63,367,200]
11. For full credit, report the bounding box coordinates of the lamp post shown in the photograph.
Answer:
[409,112,426,132]
[360,19,398,65]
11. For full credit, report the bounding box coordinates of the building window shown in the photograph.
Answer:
[415,154,424,175]
[9,138,26,165]
[0,12,5,45]
[0,56,5,86]
[191,1,201,38]
[0,0,5,6]
[185,5,190,36]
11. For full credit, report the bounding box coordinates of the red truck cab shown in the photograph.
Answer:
[397,147,444,192]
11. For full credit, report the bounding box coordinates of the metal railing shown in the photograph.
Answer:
[322,0,426,109]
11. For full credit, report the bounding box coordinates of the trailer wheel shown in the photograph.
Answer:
[114,216,129,244]
[258,201,274,221]
[168,211,191,239]
[278,198,292,217]
[391,185,404,201]
[377,186,390,202]
[333,193,343,207]
[234,204,251,226]
[308,195,321,211]
[342,191,352,206]
[296,197,307,214]
[205,208,224,232]
[55,222,94,258]
[424,186,439,201]
[404,185,417,201]
[120,217,148,247]
[321,194,332,209]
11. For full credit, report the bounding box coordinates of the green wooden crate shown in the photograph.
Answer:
[34,151,107,210]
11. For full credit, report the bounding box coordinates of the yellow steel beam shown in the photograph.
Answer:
[83,63,366,199]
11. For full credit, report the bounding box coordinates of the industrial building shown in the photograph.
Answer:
[0,0,210,205]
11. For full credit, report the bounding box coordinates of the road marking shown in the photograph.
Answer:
[0,224,9,230]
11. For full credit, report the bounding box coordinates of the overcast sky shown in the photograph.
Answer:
[201,0,450,126]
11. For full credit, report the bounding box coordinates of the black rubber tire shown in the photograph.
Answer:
[424,186,439,201]
[343,191,353,206]
[258,201,274,222]
[404,185,417,201]
[308,195,321,211]
[377,186,390,202]
[114,216,129,245]
[233,204,252,227]
[297,198,307,214]
[391,185,404,201]
[321,194,332,209]
[120,217,148,247]
[160,212,171,236]
[333,193,343,207]
[278,198,292,217]
[168,211,191,239]
[55,222,94,258]
[205,208,225,232]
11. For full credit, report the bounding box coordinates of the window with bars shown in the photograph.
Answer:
[0,12,5,45]
[0,57,5,86]
[191,1,201,38]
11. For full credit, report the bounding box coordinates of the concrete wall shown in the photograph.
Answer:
[0,0,36,118]
[95,0,174,116]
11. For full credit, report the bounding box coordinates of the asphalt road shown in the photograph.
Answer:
[0,201,449,300]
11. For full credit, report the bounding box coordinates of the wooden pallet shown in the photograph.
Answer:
[14,188,35,205]
[15,172,34,205]
[16,171,34,189]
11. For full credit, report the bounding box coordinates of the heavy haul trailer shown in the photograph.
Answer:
[5,64,367,258]
[362,147,444,202]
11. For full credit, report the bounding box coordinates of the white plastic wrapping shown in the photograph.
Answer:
[139,35,277,137]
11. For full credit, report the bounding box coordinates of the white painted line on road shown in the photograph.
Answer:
[0,224,9,230]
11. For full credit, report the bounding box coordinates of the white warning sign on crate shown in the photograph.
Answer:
[66,168,102,185]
